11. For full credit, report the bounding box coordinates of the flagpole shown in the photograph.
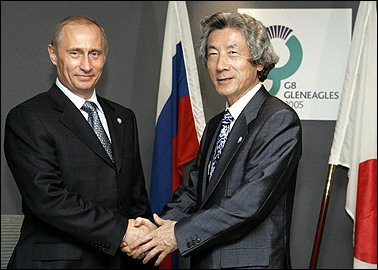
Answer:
[309,164,337,269]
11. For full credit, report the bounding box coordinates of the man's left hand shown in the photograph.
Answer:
[123,213,178,266]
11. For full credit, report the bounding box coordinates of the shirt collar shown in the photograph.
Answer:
[55,78,104,114]
[226,83,262,120]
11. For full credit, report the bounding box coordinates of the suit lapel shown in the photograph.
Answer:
[203,116,248,203]
[199,113,223,201]
[48,85,115,169]
[98,97,124,173]
[201,86,271,206]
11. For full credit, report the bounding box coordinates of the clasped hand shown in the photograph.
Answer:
[120,213,178,266]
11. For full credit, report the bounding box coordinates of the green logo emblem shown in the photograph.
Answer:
[266,25,303,96]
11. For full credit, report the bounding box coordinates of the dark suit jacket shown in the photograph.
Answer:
[161,85,302,269]
[4,83,154,269]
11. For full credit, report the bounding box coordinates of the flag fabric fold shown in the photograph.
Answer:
[328,1,377,268]
[149,1,205,268]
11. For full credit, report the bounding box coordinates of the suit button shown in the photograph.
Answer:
[196,237,201,243]
[191,240,196,246]
[187,242,191,248]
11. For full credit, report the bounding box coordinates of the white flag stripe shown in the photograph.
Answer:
[328,1,377,167]
[155,2,176,121]
[156,1,205,141]
[173,1,205,141]
[347,5,377,220]
[354,257,377,269]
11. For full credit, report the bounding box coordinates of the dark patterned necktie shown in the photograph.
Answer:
[208,110,233,180]
[81,101,114,163]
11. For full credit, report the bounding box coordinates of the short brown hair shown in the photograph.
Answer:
[50,15,108,54]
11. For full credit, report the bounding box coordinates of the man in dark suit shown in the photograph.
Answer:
[123,12,302,269]
[4,15,156,269]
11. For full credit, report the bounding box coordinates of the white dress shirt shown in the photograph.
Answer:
[55,78,111,142]
[207,83,262,176]
[226,82,262,130]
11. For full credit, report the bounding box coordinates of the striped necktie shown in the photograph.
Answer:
[208,110,233,180]
[81,101,114,163]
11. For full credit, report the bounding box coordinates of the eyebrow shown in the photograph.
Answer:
[228,43,239,50]
[68,48,103,53]
[207,43,240,50]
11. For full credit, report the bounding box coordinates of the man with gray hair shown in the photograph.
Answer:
[124,12,302,269]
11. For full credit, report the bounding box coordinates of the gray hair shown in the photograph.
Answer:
[50,15,108,54]
[198,12,279,82]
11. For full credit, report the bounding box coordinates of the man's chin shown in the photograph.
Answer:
[75,83,95,92]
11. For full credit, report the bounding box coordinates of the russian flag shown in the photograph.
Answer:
[149,1,205,268]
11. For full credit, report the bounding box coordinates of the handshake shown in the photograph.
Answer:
[120,213,178,267]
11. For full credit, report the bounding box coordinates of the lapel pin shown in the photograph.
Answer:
[237,137,243,143]
[117,118,122,124]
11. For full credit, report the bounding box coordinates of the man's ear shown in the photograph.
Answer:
[47,44,57,65]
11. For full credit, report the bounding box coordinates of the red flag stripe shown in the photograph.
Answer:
[354,158,377,264]
[159,253,173,269]
[172,96,199,193]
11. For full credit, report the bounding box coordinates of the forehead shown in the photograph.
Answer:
[60,23,103,45]
[62,22,101,35]
[208,28,247,48]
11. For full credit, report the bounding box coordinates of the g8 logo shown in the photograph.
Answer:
[266,25,303,96]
